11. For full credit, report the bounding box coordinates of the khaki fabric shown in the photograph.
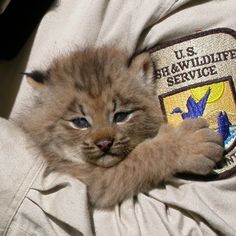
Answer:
[0,0,236,235]
[1,118,236,235]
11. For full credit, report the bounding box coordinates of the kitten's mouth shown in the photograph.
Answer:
[101,149,130,159]
[87,152,126,167]
[100,151,125,161]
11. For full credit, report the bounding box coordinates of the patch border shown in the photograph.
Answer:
[130,28,236,64]
[148,28,236,54]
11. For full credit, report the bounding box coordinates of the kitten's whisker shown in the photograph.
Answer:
[83,142,90,146]
[120,137,130,141]
[84,151,102,157]
[110,147,132,157]
[82,146,96,150]
[115,141,129,146]
[84,150,100,154]
[115,137,130,145]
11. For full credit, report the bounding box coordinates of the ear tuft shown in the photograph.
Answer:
[22,70,48,84]
[22,70,49,89]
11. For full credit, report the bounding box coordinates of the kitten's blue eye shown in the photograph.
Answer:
[70,117,90,129]
[113,112,130,123]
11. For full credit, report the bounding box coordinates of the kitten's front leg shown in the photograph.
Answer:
[78,118,223,209]
[157,118,223,176]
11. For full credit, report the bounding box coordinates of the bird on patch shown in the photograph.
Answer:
[171,88,211,119]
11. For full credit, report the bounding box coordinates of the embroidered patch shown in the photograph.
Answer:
[146,28,236,179]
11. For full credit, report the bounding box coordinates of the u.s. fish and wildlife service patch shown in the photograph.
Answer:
[147,28,236,180]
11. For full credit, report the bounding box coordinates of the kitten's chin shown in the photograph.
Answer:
[87,154,125,168]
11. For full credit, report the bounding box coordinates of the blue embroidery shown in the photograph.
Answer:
[171,88,211,119]
[217,111,231,140]
[170,87,234,143]
[171,107,182,114]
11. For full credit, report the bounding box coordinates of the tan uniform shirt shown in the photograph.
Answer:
[0,0,236,235]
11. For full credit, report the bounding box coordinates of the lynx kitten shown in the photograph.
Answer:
[18,47,223,208]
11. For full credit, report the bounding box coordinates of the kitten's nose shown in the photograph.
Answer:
[96,139,113,152]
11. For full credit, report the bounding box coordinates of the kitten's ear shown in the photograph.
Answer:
[128,53,151,72]
[128,52,155,89]
[22,70,49,89]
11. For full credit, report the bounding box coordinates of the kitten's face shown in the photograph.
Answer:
[22,48,163,167]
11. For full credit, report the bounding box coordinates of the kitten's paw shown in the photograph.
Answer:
[165,118,224,175]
